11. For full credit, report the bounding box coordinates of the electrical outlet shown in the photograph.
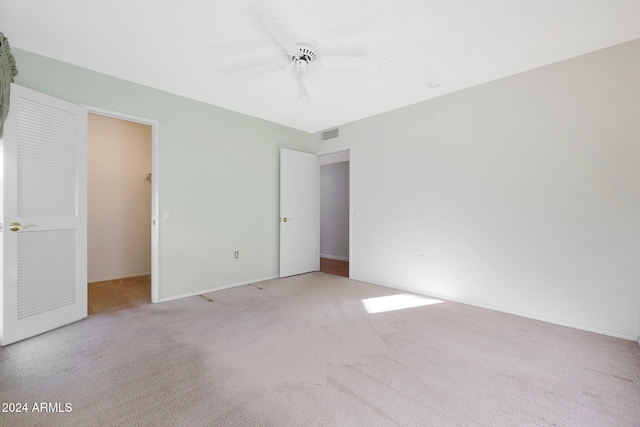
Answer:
[418,254,425,264]
[234,251,239,259]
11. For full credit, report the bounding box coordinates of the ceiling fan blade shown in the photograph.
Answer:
[321,56,383,71]
[232,63,281,77]
[261,19,300,54]
[301,73,324,103]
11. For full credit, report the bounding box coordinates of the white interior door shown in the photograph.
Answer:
[280,148,319,277]
[0,84,87,346]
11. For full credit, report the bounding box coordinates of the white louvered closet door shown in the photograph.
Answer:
[1,84,87,346]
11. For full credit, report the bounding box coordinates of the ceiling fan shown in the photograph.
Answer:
[238,19,388,104]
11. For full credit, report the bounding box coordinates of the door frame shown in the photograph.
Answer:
[317,146,351,278]
[84,105,160,303]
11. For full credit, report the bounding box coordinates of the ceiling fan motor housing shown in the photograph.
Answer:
[287,34,319,64]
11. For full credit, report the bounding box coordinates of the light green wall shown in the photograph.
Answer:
[12,49,312,300]
[315,40,640,340]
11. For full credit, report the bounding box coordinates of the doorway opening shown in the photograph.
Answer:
[86,109,159,314]
[319,149,350,278]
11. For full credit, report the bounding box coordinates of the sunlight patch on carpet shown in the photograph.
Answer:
[362,294,443,314]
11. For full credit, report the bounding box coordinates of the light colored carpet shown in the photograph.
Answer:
[1,272,639,426]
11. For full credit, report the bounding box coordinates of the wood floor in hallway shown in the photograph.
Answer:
[88,275,151,315]
[320,257,349,277]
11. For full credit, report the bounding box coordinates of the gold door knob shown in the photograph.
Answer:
[9,222,36,232]
[281,217,293,222]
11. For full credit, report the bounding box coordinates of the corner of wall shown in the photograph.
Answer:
[309,130,324,153]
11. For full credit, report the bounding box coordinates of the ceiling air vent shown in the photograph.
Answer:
[322,128,339,141]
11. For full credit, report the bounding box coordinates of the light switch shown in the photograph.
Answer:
[163,211,171,221]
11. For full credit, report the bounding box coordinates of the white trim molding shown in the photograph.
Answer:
[320,254,349,262]
[157,276,279,303]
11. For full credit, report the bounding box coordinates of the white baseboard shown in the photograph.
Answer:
[351,274,638,342]
[89,272,151,284]
[157,275,280,303]
[320,253,349,262]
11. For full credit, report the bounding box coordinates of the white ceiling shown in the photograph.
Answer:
[2,1,640,133]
